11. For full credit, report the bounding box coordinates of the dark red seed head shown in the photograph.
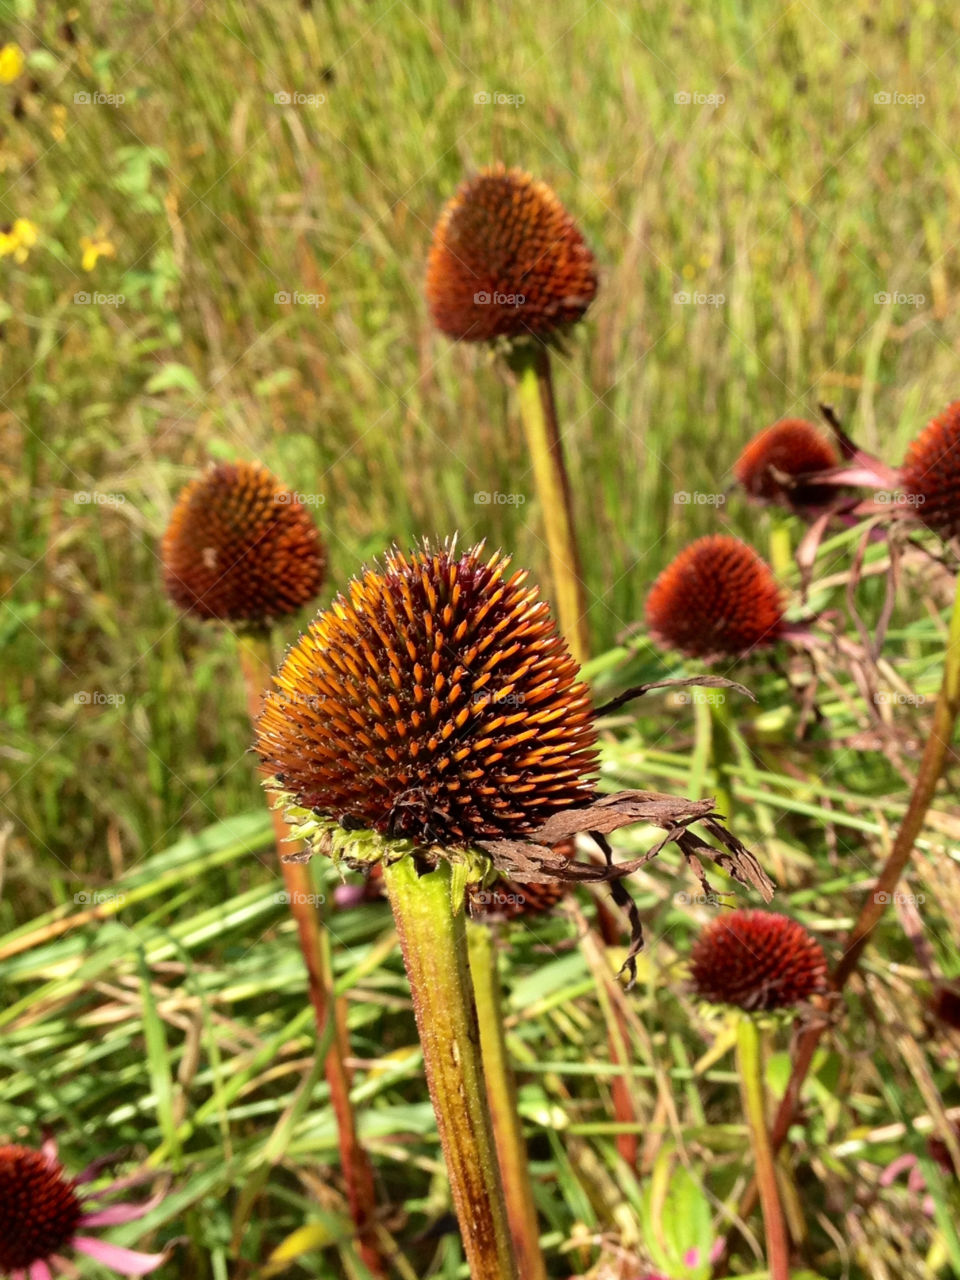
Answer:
[426,165,598,344]
[733,418,840,509]
[256,540,598,848]
[900,400,960,540]
[0,1144,83,1272]
[162,461,326,626]
[689,909,827,1012]
[645,535,784,662]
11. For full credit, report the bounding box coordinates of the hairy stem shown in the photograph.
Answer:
[237,632,385,1278]
[466,920,548,1280]
[736,1016,790,1280]
[507,340,590,667]
[383,856,519,1280]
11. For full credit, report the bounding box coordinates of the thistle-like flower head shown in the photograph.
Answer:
[900,400,960,540]
[426,164,598,343]
[733,418,840,509]
[162,461,325,626]
[689,909,827,1012]
[0,1140,165,1278]
[255,539,598,848]
[645,535,784,661]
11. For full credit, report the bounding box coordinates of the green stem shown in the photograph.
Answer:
[507,341,590,667]
[736,1017,790,1280]
[237,632,385,1278]
[709,693,736,821]
[467,921,548,1280]
[768,516,794,579]
[382,857,519,1280]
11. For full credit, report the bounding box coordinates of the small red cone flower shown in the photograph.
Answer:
[426,164,598,344]
[690,909,827,1012]
[645,535,785,662]
[162,461,325,626]
[0,1140,165,1279]
[256,539,598,847]
[900,400,960,540]
[733,418,840,511]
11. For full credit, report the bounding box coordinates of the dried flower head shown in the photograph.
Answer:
[468,840,574,919]
[0,1140,164,1278]
[256,539,597,848]
[426,164,598,344]
[162,461,325,626]
[900,400,960,540]
[733,418,840,509]
[645,535,784,661]
[690,909,827,1012]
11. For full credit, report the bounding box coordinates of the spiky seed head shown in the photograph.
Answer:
[161,461,326,626]
[733,418,840,508]
[645,535,784,662]
[901,401,960,540]
[690,909,827,1012]
[425,164,598,343]
[0,1145,83,1272]
[255,539,598,847]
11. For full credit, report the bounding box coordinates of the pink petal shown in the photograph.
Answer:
[29,1262,52,1280]
[81,1193,164,1227]
[41,1137,59,1165]
[72,1238,166,1275]
[11,1270,27,1280]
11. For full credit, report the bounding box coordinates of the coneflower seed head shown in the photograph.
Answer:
[162,461,325,625]
[901,400,960,540]
[690,909,827,1012]
[0,1145,82,1272]
[645,535,784,661]
[426,164,598,343]
[255,540,598,847]
[734,418,839,508]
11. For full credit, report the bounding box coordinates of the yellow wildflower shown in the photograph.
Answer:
[0,43,25,85]
[80,234,116,272]
[0,218,39,263]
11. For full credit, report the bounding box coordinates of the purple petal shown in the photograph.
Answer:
[72,1238,166,1275]
[81,1193,164,1227]
[29,1263,53,1280]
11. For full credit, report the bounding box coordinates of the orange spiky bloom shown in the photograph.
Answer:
[426,165,598,344]
[900,400,960,540]
[255,539,598,847]
[690,909,827,1012]
[162,461,325,626]
[734,418,840,509]
[645,535,785,662]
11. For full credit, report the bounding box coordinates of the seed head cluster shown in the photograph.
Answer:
[900,400,960,540]
[256,540,597,848]
[426,165,598,343]
[645,535,784,661]
[690,909,827,1012]
[162,461,325,626]
[733,418,839,509]
[0,1144,82,1273]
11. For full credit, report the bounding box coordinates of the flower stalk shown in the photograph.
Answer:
[382,856,519,1280]
[736,1016,790,1280]
[466,919,547,1280]
[507,340,590,667]
[237,632,384,1279]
